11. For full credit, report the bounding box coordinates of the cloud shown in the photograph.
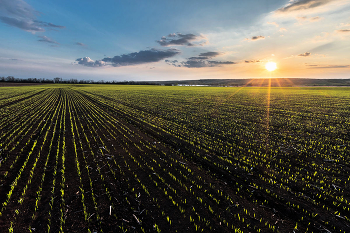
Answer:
[339,23,350,27]
[76,42,86,46]
[166,58,235,68]
[180,60,209,68]
[245,60,261,63]
[157,33,206,46]
[198,52,221,57]
[307,65,349,68]
[276,0,333,13]
[267,21,287,32]
[35,21,65,29]
[164,60,181,67]
[208,61,235,65]
[309,16,321,21]
[38,36,59,44]
[76,48,180,67]
[252,36,265,40]
[246,36,265,41]
[285,52,325,59]
[336,29,350,33]
[280,28,287,32]
[298,52,311,56]
[188,51,222,60]
[76,57,106,67]
[267,22,279,27]
[102,48,180,67]
[297,16,322,22]
[0,16,44,31]
[0,0,64,32]
[188,56,209,60]
[165,51,234,68]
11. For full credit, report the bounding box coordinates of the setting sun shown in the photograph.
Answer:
[265,62,277,72]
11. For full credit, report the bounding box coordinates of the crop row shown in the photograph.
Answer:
[0,85,349,232]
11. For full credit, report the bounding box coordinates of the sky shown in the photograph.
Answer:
[0,0,349,81]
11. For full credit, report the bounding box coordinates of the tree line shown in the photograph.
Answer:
[0,76,159,85]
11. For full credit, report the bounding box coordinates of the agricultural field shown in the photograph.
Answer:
[0,84,349,232]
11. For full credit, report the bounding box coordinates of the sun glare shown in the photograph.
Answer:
[265,62,277,72]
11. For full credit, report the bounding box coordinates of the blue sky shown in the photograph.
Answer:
[0,0,349,81]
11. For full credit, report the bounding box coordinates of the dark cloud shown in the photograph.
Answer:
[102,48,180,67]
[166,59,235,68]
[180,60,208,68]
[188,56,209,60]
[308,65,349,69]
[165,60,181,67]
[76,42,86,46]
[336,29,350,33]
[76,48,180,68]
[276,0,332,13]
[298,52,311,57]
[188,51,222,60]
[157,33,205,47]
[246,36,265,41]
[252,36,265,40]
[0,16,44,31]
[245,60,261,63]
[0,0,64,32]
[165,50,233,68]
[76,57,106,67]
[198,52,221,57]
[208,61,235,65]
[38,36,59,44]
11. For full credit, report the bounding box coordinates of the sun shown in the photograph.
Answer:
[265,62,277,72]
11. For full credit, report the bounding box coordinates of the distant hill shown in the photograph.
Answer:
[155,78,350,87]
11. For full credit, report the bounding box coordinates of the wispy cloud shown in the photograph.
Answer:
[298,52,311,57]
[338,23,350,27]
[35,21,65,29]
[245,60,261,63]
[307,64,349,68]
[336,29,350,33]
[280,28,287,32]
[267,21,287,32]
[0,0,64,32]
[38,36,59,44]
[165,51,234,68]
[297,16,322,22]
[75,42,86,46]
[157,33,207,46]
[77,48,180,67]
[267,22,279,27]
[285,52,325,59]
[208,61,235,65]
[245,36,265,41]
[166,60,235,68]
[198,52,221,57]
[188,51,222,60]
[276,0,333,13]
